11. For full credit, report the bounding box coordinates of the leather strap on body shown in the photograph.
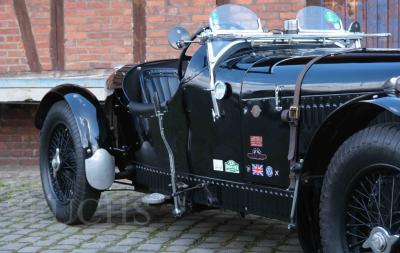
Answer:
[283,49,363,170]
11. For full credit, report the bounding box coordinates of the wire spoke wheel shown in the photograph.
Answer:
[48,124,77,202]
[320,124,400,253]
[40,101,100,224]
[345,166,400,253]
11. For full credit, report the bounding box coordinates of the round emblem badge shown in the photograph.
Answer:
[251,105,262,118]
[266,166,273,178]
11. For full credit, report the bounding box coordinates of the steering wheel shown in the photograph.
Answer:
[178,26,209,81]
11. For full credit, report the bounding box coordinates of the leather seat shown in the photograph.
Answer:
[139,68,179,104]
[121,64,180,141]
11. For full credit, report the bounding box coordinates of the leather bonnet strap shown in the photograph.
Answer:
[284,48,363,168]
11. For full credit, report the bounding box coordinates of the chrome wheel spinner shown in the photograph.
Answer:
[51,148,61,174]
[363,227,399,253]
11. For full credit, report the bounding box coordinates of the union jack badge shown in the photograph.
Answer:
[251,164,264,176]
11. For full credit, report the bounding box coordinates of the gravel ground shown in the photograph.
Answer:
[0,167,303,253]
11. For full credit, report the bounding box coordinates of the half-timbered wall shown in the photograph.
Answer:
[0,0,305,74]
[0,0,134,73]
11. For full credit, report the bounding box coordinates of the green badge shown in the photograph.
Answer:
[324,11,340,24]
[225,160,240,174]
[211,12,219,25]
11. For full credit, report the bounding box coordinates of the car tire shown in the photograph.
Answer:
[320,123,400,253]
[40,100,100,225]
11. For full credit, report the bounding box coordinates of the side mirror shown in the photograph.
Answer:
[348,21,361,33]
[168,27,190,50]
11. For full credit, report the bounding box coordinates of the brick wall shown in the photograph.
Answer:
[64,0,133,70]
[27,0,52,71]
[0,0,305,168]
[0,104,39,168]
[0,0,305,72]
[145,0,306,61]
[0,0,134,73]
[0,1,28,73]
[145,0,216,61]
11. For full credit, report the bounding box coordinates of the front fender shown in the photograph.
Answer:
[301,93,400,180]
[35,84,114,190]
[35,84,110,156]
[360,95,400,117]
[297,93,400,251]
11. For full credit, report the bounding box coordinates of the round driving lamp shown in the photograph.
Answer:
[214,81,229,100]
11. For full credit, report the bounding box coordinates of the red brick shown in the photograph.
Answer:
[100,39,125,47]
[7,65,28,72]
[76,40,98,47]
[89,62,113,69]
[64,17,86,24]
[0,159,19,166]
[87,17,110,24]
[78,54,100,61]
[147,1,165,7]
[0,13,14,19]
[64,2,86,9]
[87,47,111,54]
[0,28,18,34]
[147,15,166,22]
[19,158,39,167]
[5,35,19,42]
[66,32,87,40]
[280,12,296,19]
[86,2,109,8]
[111,1,131,8]
[192,14,209,22]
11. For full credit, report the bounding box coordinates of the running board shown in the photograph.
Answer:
[133,163,294,222]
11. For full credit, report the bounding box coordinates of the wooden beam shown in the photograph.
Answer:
[132,0,146,63]
[50,0,65,71]
[216,0,230,6]
[13,0,42,72]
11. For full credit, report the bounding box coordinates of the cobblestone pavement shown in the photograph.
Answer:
[0,167,303,253]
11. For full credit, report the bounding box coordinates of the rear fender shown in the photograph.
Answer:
[35,84,114,190]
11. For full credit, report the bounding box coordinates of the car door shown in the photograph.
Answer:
[184,67,245,181]
[240,61,292,188]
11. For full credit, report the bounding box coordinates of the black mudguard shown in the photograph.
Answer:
[35,84,111,159]
[361,95,400,116]
[297,93,400,252]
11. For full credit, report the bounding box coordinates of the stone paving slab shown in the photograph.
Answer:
[0,167,303,253]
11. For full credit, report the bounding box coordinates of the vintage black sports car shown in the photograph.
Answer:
[35,4,400,253]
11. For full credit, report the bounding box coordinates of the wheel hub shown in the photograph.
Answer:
[363,227,399,253]
[51,148,61,174]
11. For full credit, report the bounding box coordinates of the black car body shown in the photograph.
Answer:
[35,5,400,252]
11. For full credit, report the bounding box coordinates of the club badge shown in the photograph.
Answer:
[266,166,274,178]
[247,148,267,161]
[250,136,263,147]
[213,159,223,171]
[251,164,264,176]
[251,104,262,118]
[225,160,240,174]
